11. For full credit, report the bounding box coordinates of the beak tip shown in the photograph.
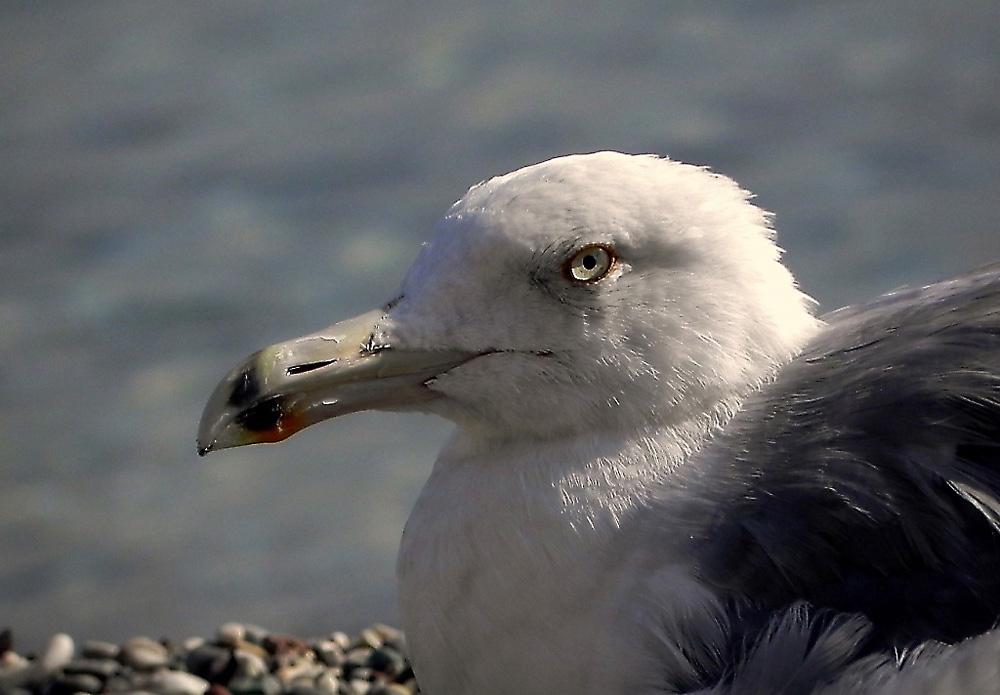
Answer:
[197,442,213,457]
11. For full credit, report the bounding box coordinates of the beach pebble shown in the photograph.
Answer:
[185,643,233,681]
[312,641,344,668]
[232,650,268,679]
[241,625,269,646]
[216,623,245,648]
[63,657,120,679]
[81,640,120,660]
[369,627,404,651]
[228,673,281,695]
[366,648,406,679]
[51,672,102,694]
[368,685,411,695]
[313,670,341,694]
[1,650,29,670]
[327,633,350,652]
[122,636,170,670]
[0,624,416,695]
[144,669,210,695]
[354,630,382,651]
[347,678,370,695]
[40,633,74,671]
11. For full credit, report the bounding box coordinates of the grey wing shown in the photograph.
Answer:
[694,264,1000,662]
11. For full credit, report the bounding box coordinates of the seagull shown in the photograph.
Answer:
[198,152,1000,694]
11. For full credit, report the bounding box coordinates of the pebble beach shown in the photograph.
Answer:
[0,624,415,695]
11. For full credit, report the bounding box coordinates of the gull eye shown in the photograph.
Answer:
[565,244,616,283]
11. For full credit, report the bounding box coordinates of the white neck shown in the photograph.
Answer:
[397,415,731,695]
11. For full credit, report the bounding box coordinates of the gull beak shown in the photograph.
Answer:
[197,308,474,455]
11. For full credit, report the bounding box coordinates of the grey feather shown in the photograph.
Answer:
[681,264,1000,692]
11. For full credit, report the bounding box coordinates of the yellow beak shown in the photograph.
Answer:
[197,309,475,455]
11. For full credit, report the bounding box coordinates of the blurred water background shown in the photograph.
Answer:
[2,1,999,652]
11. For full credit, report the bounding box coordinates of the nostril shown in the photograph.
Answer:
[287,359,337,376]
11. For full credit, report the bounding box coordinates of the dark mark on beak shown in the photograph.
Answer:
[227,364,261,408]
[235,396,286,433]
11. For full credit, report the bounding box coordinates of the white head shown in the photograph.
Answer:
[378,152,819,438]
[199,152,820,452]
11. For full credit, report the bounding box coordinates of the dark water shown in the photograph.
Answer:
[1,1,998,651]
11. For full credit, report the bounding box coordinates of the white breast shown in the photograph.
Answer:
[396,433,719,695]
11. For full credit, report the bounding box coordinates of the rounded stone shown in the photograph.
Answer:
[327,633,350,652]
[368,685,412,695]
[356,629,383,650]
[369,626,405,650]
[288,685,323,695]
[366,648,406,679]
[314,670,342,694]
[63,657,120,678]
[185,643,235,681]
[183,636,207,652]
[52,672,102,694]
[313,641,345,668]
[216,622,245,648]
[121,636,170,670]
[227,674,282,695]
[40,633,75,671]
[241,625,269,646]
[80,640,120,660]
[348,678,371,695]
[263,634,309,657]
[233,649,269,679]
[1,650,29,669]
[343,649,371,670]
[144,669,211,695]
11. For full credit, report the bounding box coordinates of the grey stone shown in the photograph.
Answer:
[366,648,406,679]
[143,670,210,695]
[313,641,345,668]
[80,640,120,660]
[232,649,268,679]
[185,643,233,681]
[241,625,270,646]
[227,674,282,695]
[314,670,342,694]
[53,671,102,694]
[355,630,382,651]
[64,657,120,678]
[327,633,350,652]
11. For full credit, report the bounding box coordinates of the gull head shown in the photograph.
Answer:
[198,152,820,452]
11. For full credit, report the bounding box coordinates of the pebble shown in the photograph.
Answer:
[51,672,102,694]
[39,633,74,671]
[63,657,120,678]
[0,624,417,695]
[232,650,269,679]
[185,643,233,681]
[312,641,344,669]
[216,623,245,648]
[144,670,210,695]
[122,636,171,671]
[80,640,120,660]
[241,626,270,647]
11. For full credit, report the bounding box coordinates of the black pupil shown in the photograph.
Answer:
[583,254,597,270]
